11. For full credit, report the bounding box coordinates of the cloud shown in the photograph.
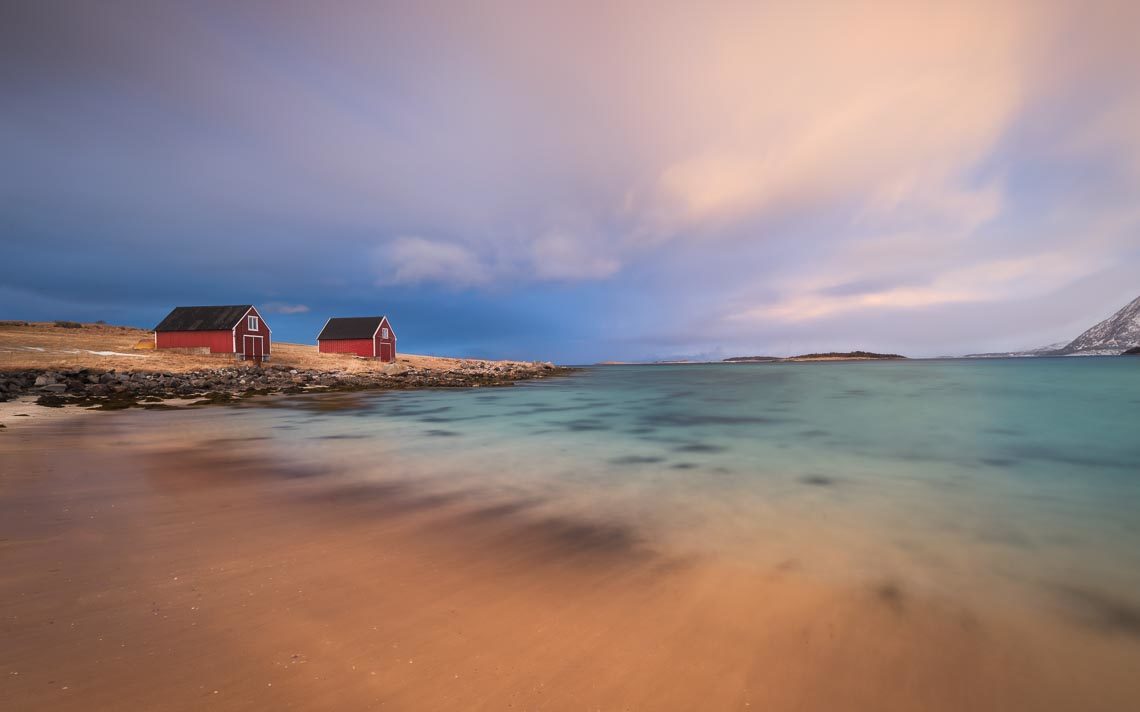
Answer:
[649,5,1022,238]
[530,231,620,281]
[261,302,311,314]
[374,231,621,287]
[376,237,491,288]
[726,249,1120,325]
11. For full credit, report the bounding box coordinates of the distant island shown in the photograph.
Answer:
[726,351,906,363]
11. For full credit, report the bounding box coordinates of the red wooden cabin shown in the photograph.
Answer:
[317,316,396,361]
[154,305,271,360]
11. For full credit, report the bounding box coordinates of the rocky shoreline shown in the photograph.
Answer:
[0,360,573,410]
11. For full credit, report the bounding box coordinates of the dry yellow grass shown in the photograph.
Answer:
[0,322,537,374]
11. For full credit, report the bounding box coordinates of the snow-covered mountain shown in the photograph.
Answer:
[965,295,1140,357]
[1057,294,1140,355]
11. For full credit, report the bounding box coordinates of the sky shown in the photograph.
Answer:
[2,0,1138,363]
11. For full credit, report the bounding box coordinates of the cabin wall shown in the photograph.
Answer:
[155,330,233,353]
[319,339,374,357]
[233,307,271,357]
[374,333,396,362]
[374,317,396,362]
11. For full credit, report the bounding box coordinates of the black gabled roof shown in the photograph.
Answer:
[154,305,254,332]
[317,316,390,341]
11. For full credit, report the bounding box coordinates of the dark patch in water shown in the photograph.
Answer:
[386,405,453,417]
[1052,585,1140,640]
[1005,444,1140,470]
[308,481,465,514]
[609,455,665,465]
[503,404,593,416]
[512,516,648,561]
[983,426,1022,437]
[873,581,906,613]
[626,427,657,435]
[975,526,1034,550]
[285,393,374,414]
[774,558,800,573]
[307,481,406,504]
[313,433,369,440]
[702,395,737,403]
[798,429,830,438]
[424,429,461,437]
[673,442,727,453]
[980,457,1017,468]
[800,475,837,487]
[203,435,273,444]
[643,413,784,427]
[671,462,698,470]
[556,418,610,432]
[419,416,457,423]
[304,483,660,568]
[142,448,328,491]
[456,498,544,522]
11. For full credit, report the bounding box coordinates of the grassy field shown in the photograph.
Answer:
[0,321,530,374]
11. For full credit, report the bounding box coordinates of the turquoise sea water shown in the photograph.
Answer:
[157,359,1140,618]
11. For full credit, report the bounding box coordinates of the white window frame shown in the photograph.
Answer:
[381,327,389,339]
[248,315,259,331]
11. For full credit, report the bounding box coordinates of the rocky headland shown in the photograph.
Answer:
[0,360,570,410]
[0,321,570,411]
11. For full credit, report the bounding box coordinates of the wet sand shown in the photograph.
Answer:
[2,414,1138,711]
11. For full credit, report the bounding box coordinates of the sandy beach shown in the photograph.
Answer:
[2,402,1138,712]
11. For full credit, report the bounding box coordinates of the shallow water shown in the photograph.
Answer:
[137,359,1140,627]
